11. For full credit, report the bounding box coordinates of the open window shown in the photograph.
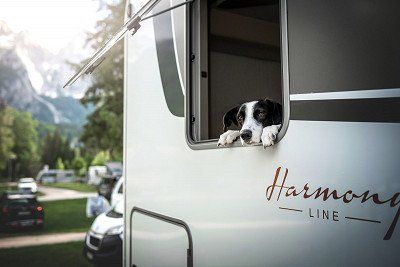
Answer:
[187,0,289,147]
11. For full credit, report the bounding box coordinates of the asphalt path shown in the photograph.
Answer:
[38,186,97,202]
[0,232,86,249]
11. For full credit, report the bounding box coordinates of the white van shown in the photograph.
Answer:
[66,0,400,266]
[84,200,123,265]
[111,177,123,207]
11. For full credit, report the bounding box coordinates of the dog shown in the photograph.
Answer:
[217,99,282,148]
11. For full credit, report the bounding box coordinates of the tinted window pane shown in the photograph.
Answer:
[288,0,400,94]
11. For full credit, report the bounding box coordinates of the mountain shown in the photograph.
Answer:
[42,96,94,125]
[0,21,92,125]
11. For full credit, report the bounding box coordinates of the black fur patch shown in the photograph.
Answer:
[222,99,282,132]
[253,99,282,127]
[222,105,240,132]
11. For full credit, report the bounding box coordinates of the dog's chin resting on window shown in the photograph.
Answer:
[217,99,282,148]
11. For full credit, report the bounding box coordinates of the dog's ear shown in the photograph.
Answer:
[222,105,240,132]
[263,98,283,125]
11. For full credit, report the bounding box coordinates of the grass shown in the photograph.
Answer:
[0,241,91,267]
[0,198,94,238]
[43,183,97,192]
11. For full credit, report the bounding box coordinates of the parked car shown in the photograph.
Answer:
[110,177,123,207]
[0,191,44,230]
[17,178,37,193]
[83,200,123,266]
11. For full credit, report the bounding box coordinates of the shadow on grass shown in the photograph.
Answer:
[0,241,91,267]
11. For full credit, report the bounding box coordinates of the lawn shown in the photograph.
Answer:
[43,183,97,192]
[0,241,91,267]
[0,198,94,238]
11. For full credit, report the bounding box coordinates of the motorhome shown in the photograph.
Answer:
[87,166,107,185]
[36,169,75,184]
[65,0,400,266]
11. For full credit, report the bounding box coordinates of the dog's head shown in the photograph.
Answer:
[222,99,282,145]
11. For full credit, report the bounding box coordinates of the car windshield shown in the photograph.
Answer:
[8,198,36,207]
[106,201,123,218]
[19,178,34,183]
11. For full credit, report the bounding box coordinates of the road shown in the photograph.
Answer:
[0,232,86,249]
[38,186,97,202]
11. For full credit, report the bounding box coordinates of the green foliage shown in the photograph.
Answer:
[55,157,65,170]
[79,0,124,160]
[71,149,87,177]
[0,103,15,172]
[41,130,74,169]
[0,103,42,178]
[11,110,41,177]
[37,122,82,143]
[91,150,110,166]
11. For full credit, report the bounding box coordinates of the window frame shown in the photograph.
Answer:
[185,0,290,150]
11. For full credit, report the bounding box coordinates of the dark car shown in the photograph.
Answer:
[0,191,44,230]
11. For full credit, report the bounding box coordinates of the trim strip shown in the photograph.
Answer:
[290,88,400,101]
[291,98,400,123]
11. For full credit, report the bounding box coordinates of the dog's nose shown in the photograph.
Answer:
[240,130,252,141]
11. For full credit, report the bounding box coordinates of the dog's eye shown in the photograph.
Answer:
[257,111,266,120]
[237,116,243,124]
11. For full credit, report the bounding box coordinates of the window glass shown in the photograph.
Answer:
[189,0,283,142]
[288,0,400,94]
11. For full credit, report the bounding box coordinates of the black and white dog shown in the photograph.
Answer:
[217,99,282,148]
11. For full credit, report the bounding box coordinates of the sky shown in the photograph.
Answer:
[0,0,100,54]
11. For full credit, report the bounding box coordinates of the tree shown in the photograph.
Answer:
[91,150,110,166]
[12,111,41,177]
[71,150,87,177]
[79,0,125,160]
[0,102,15,173]
[41,131,74,169]
[55,157,65,170]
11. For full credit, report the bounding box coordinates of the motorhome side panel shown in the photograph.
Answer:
[124,1,400,266]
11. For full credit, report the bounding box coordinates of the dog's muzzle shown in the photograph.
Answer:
[240,129,252,143]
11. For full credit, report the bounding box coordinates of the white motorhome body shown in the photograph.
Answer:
[66,0,400,266]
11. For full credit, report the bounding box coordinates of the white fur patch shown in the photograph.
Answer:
[240,101,263,144]
[261,124,281,148]
[217,130,240,147]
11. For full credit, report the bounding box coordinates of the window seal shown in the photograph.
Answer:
[185,0,290,150]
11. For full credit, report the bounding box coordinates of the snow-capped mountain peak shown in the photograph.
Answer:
[0,21,92,125]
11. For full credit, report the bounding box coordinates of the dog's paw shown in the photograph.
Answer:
[261,125,280,148]
[261,131,276,148]
[217,130,240,147]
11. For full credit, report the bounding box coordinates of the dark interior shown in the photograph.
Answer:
[207,0,282,139]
